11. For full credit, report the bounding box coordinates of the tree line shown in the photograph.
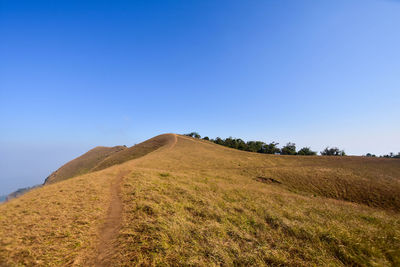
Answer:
[184,132,400,158]
[366,152,400,158]
[184,132,345,156]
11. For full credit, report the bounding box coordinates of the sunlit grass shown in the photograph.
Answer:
[1,134,399,266]
[113,168,400,266]
[0,169,117,265]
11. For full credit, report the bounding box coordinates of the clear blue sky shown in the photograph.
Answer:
[1,0,400,195]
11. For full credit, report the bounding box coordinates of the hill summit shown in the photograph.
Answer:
[1,133,400,266]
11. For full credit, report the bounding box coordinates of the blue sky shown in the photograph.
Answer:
[1,0,400,195]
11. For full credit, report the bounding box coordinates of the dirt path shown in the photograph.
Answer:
[83,136,177,266]
[170,133,178,149]
[93,170,128,266]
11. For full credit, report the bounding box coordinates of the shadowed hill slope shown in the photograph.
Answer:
[44,146,127,184]
[91,133,176,172]
[1,134,400,266]
[44,134,176,185]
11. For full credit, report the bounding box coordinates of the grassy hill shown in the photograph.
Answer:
[1,134,399,266]
[44,134,176,185]
[91,133,176,172]
[44,145,127,184]
[5,185,41,201]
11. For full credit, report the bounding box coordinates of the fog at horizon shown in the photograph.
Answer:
[1,0,400,195]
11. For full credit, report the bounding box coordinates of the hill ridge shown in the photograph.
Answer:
[1,133,400,266]
[44,145,127,184]
[44,134,176,185]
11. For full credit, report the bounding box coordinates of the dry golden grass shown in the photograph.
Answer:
[45,146,126,184]
[0,167,124,266]
[108,135,400,266]
[133,136,400,211]
[45,134,175,185]
[91,134,175,172]
[1,134,399,266]
[114,169,400,266]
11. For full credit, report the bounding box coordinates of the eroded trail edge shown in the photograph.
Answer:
[94,170,128,266]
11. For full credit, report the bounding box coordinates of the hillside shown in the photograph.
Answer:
[91,134,176,172]
[44,134,176,185]
[5,185,41,201]
[44,145,127,184]
[1,134,400,266]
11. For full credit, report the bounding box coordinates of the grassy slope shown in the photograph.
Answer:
[91,134,176,172]
[114,136,400,266]
[6,185,41,201]
[44,146,126,184]
[1,134,400,266]
[0,168,115,265]
[44,134,175,185]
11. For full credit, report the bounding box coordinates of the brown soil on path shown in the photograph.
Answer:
[170,133,178,149]
[79,134,178,266]
[92,169,128,266]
